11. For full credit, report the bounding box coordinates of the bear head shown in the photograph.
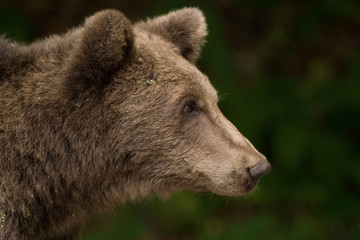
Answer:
[62,8,271,201]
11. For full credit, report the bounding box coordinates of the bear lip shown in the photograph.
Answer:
[246,178,259,192]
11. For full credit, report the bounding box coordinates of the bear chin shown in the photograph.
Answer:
[205,179,260,197]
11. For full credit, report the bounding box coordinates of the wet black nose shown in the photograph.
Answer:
[248,159,271,181]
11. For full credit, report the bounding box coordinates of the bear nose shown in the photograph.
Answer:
[248,159,271,181]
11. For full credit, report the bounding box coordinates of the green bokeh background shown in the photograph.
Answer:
[1,0,359,239]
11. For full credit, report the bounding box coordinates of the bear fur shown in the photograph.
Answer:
[0,8,270,240]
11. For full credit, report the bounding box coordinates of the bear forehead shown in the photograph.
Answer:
[133,30,218,102]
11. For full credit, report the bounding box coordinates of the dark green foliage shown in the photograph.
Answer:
[1,0,359,239]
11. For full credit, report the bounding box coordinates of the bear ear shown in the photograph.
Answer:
[65,9,134,97]
[137,7,207,63]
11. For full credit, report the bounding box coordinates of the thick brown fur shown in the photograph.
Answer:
[0,8,270,240]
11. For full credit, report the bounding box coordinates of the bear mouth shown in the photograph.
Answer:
[245,178,259,193]
[176,170,260,197]
[201,176,259,197]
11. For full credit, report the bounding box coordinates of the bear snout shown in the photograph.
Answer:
[247,159,271,182]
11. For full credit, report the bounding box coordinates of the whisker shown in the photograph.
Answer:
[218,92,230,102]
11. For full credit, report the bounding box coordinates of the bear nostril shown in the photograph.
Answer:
[248,159,271,181]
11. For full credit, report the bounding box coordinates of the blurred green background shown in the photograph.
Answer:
[1,0,359,239]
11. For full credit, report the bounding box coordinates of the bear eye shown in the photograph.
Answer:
[183,101,197,114]
[184,105,194,113]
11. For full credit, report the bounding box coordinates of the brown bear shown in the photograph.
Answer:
[0,8,271,240]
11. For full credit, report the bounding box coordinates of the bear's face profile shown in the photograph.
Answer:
[0,7,271,239]
[75,8,271,198]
